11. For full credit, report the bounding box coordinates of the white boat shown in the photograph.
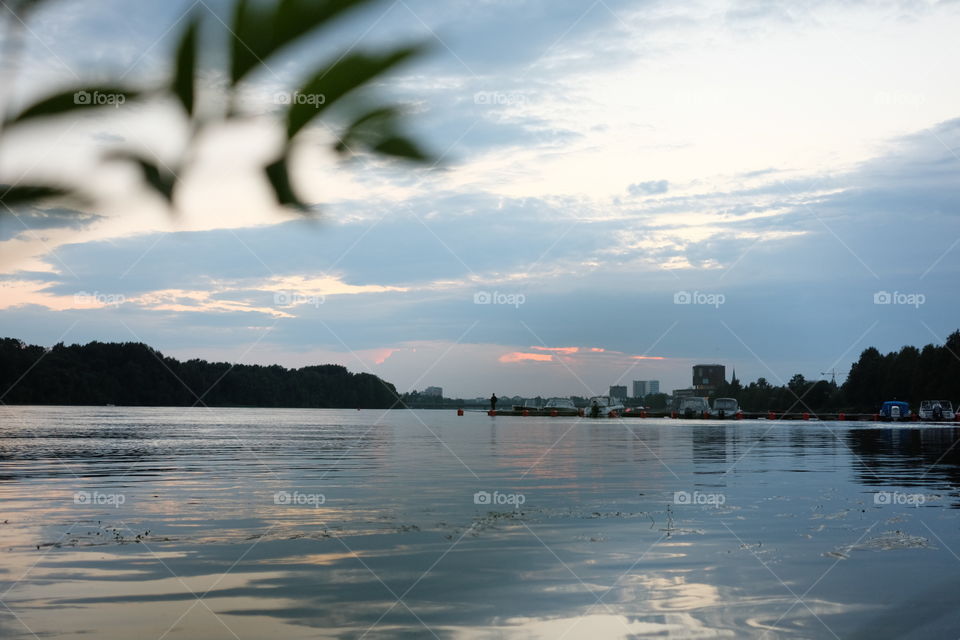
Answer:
[918,400,955,421]
[512,399,544,413]
[711,397,740,419]
[586,396,625,417]
[544,397,578,416]
[678,396,711,418]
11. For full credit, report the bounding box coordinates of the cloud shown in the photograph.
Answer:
[627,180,670,197]
[498,351,554,363]
[0,208,101,242]
[530,346,579,354]
[3,0,960,399]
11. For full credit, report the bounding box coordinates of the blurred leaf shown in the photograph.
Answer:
[273,0,375,53]
[230,0,376,85]
[172,17,199,116]
[0,185,68,208]
[7,87,138,126]
[372,135,429,161]
[265,155,307,210]
[343,106,398,135]
[287,45,422,139]
[229,0,273,85]
[334,106,430,162]
[7,0,54,17]
[334,106,399,153]
[108,152,177,204]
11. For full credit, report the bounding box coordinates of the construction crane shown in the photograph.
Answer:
[820,368,846,384]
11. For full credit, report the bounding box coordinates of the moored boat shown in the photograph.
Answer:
[677,396,711,418]
[586,396,625,418]
[512,399,544,415]
[544,397,579,416]
[918,400,956,422]
[711,397,740,419]
[878,400,911,422]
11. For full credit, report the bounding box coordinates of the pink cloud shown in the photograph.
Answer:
[632,355,665,360]
[499,352,554,363]
[369,348,400,364]
[530,346,579,354]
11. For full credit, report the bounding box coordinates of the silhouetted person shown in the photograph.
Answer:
[490,394,498,411]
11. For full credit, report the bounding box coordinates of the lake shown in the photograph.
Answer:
[1,406,959,639]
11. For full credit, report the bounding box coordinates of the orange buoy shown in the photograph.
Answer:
[488,410,495,416]
[671,411,678,419]
[522,409,529,417]
[838,412,845,421]
[609,410,618,418]
[550,409,558,417]
[457,408,464,416]
[768,411,776,420]
[640,410,647,418]
[735,411,743,420]
[802,412,810,420]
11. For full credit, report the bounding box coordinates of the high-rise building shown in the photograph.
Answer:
[632,380,661,398]
[609,385,628,400]
[692,365,725,391]
[423,386,443,397]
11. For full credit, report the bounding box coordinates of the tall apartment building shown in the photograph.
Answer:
[632,380,661,398]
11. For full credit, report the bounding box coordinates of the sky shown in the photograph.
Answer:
[1,0,958,398]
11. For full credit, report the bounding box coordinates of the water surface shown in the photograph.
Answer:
[2,407,959,638]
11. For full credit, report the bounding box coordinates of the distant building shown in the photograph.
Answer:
[609,385,628,400]
[423,386,443,397]
[692,364,725,392]
[632,380,661,398]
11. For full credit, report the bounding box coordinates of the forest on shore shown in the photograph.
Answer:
[0,338,401,408]
[2,331,957,412]
[710,329,960,412]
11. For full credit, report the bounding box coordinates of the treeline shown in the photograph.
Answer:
[844,330,960,409]
[0,338,401,408]
[714,330,960,412]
